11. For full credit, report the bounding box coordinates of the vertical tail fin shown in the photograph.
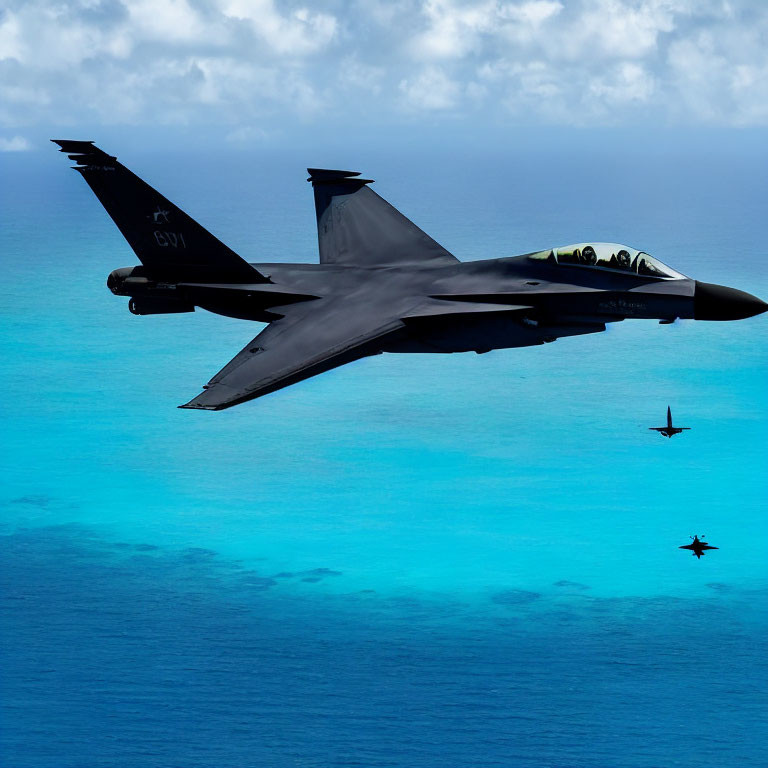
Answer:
[307,168,459,267]
[52,140,269,284]
[667,406,673,428]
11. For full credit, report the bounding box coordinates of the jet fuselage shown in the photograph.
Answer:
[56,140,766,409]
[110,254,760,358]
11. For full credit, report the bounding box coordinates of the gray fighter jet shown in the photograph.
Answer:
[649,406,690,438]
[679,535,718,559]
[53,140,768,411]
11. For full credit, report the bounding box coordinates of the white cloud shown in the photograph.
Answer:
[0,134,30,151]
[590,62,655,104]
[219,0,337,55]
[400,66,460,109]
[0,3,141,69]
[552,0,681,61]
[0,0,767,132]
[409,0,497,60]
[194,56,320,116]
[337,56,386,95]
[126,0,214,44]
[665,17,768,124]
[501,0,563,26]
[0,10,24,61]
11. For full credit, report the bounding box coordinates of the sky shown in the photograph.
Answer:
[1,0,768,152]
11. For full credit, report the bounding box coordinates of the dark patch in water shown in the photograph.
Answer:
[2,525,767,768]
[180,547,218,562]
[706,582,732,592]
[272,567,342,582]
[235,572,277,590]
[301,567,342,577]
[491,589,542,605]
[134,543,159,552]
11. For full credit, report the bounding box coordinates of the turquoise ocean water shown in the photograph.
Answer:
[1,145,766,766]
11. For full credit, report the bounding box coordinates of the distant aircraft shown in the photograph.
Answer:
[679,535,718,559]
[649,406,690,438]
[52,140,768,410]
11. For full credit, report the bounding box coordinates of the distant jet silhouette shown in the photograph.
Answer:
[649,406,690,438]
[679,535,718,559]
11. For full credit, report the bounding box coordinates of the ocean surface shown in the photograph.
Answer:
[1,143,766,767]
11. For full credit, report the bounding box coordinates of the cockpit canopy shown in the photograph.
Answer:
[529,243,685,279]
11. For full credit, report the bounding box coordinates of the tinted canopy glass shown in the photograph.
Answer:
[529,243,685,279]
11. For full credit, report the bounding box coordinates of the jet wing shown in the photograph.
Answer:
[180,297,407,410]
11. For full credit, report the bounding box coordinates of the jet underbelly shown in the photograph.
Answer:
[383,313,606,354]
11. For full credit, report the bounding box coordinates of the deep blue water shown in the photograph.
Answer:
[1,144,767,766]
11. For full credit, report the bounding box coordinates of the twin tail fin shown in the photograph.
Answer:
[307,168,459,268]
[52,140,268,284]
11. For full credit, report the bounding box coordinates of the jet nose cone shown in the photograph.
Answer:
[694,281,768,320]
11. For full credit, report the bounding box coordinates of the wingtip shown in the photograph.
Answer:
[178,401,219,411]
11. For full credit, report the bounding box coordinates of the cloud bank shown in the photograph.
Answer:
[1,0,767,143]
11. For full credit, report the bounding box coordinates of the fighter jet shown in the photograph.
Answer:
[679,535,718,559]
[649,406,690,438]
[52,140,768,411]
